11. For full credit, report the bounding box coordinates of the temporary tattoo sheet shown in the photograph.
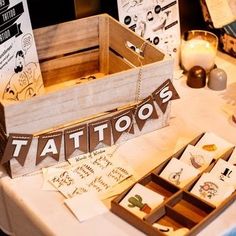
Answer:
[47,147,134,199]
[117,0,180,63]
[119,183,164,218]
[210,158,236,188]
[42,160,71,190]
[228,148,236,166]
[0,0,44,101]
[179,144,214,172]
[159,158,200,188]
[195,132,234,159]
[190,173,235,207]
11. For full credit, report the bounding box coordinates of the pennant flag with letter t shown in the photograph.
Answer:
[89,118,112,152]
[36,131,62,165]
[64,124,88,160]
[1,133,32,166]
[152,79,180,114]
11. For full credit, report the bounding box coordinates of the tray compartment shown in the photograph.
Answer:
[139,173,180,200]
[166,191,215,224]
[150,206,197,231]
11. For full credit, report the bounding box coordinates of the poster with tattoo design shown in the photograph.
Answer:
[0,0,44,101]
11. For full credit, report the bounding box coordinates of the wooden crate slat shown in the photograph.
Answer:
[108,16,165,67]
[34,16,99,61]
[108,50,133,74]
[1,59,173,135]
[99,15,109,75]
[40,49,99,86]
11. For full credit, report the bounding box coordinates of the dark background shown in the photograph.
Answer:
[26,0,207,33]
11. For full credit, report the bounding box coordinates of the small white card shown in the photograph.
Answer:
[228,148,236,166]
[120,183,164,218]
[179,145,214,172]
[210,158,236,188]
[42,168,58,191]
[64,192,108,222]
[195,132,234,159]
[190,173,235,207]
[159,158,200,188]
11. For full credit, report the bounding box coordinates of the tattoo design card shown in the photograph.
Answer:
[190,173,235,207]
[159,158,200,188]
[117,0,180,64]
[119,183,164,218]
[195,132,234,159]
[210,158,236,188]
[0,0,44,101]
[228,148,236,166]
[179,144,214,172]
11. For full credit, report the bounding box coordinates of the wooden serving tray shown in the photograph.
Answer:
[111,134,236,235]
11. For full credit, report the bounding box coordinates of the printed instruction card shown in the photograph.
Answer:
[117,0,181,65]
[0,0,44,101]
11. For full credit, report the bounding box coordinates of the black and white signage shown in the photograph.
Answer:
[0,0,44,101]
[117,0,180,66]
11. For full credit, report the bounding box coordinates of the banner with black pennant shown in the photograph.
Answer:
[1,133,32,166]
[89,118,112,152]
[111,108,134,144]
[0,0,10,12]
[64,124,88,160]
[135,96,159,131]
[152,79,180,114]
[0,2,24,30]
[36,131,62,165]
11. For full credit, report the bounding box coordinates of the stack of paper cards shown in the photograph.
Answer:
[159,158,200,188]
[47,148,134,199]
[228,149,236,166]
[195,132,234,159]
[119,183,164,218]
[179,144,214,172]
[190,173,235,207]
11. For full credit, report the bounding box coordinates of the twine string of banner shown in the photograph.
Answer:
[109,42,147,158]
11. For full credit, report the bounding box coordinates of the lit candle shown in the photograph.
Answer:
[180,30,218,72]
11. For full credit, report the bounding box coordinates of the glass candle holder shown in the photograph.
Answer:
[180,30,218,72]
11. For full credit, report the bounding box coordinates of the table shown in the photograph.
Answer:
[1,52,236,236]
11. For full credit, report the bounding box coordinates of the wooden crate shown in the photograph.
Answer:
[0,14,175,177]
[111,134,236,236]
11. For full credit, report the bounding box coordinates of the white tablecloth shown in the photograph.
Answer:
[1,52,236,236]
